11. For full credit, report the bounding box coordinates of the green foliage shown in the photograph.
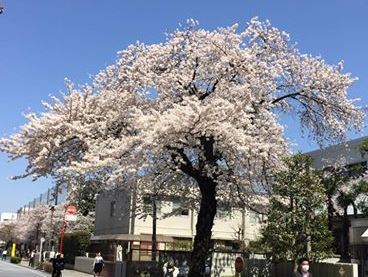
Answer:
[260,154,334,263]
[10,256,21,264]
[247,239,268,254]
[63,231,91,264]
[69,177,102,216]
[356,180,368,215]
[358,138,368,156]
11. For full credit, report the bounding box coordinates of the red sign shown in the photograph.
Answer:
[235,256,244,273]
[66,205,77,215]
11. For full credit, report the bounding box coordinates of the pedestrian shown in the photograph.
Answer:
[51,254,64,277]
[93,252,104,277]
[29,249,36,267]
[163,258,178,277]
[2,249,7,261]
[292,257,312,277]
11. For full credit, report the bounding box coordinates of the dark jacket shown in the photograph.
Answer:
[292,270,312,277]
[52,257,65,271]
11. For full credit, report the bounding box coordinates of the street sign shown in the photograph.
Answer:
[66,205,77,215]
[65,214,77,221]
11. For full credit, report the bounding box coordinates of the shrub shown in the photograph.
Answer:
[63,231,91,265]
[43,261,53,273]
[36,261,44,270]
[10,256,21,264]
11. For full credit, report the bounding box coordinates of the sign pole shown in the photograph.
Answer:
[59,208,66,254]
[59,204,77,254]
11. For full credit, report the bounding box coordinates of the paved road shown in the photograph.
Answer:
[0,261,48,277]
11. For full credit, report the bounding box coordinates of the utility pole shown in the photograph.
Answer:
[152,197,157,261]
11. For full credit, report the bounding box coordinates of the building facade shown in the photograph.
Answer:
[0,212,17,222]
[306,136,368,277]
[307,136,368,171]
[92,188,263,262]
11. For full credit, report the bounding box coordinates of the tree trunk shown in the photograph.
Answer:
[152,198,157,261]
[188,180,217,277]
[341,207,351,262]
[353,203,358,218]
[327,196,334,231]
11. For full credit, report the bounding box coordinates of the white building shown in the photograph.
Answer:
[0,212,17,223]
[91,188,263,262]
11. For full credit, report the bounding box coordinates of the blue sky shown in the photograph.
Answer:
[0,0,367,213]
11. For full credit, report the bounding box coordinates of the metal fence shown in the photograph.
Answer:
[123,250,358,277]
[17,183,68,217]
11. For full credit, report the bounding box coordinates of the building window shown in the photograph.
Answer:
[110,201,116,217]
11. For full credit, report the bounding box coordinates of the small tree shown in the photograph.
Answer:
[261,154,334,267]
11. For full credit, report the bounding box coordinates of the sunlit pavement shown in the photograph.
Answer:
[0,260,48,277]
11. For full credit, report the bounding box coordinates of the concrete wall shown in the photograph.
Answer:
[94,189,131,236]
[134,201,194,239]
[95,189,262,243]
[74,256,94,274]
[75,256,116,276]
[134,204,261,242]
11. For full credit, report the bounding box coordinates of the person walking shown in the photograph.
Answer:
[2,249,8,261]
[292,258,312,277]
[29,249,36,267]
[51,254,65,277]
[93,252,104,277]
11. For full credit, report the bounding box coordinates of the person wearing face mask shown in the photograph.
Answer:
[292,258,312,277]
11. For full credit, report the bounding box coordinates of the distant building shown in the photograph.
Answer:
[306,136,368,277]
[307,136,368,171]
[91,188,263,262]
[0,212,17,222]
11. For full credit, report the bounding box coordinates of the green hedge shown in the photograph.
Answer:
[10,256,21,264]
[63,231,91,264]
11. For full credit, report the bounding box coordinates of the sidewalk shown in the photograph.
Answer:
[19,260,93,277]
[63,269,93,277]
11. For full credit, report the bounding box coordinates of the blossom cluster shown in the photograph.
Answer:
[0,18,363,210]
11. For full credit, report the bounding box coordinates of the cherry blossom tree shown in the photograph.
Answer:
[0,221,16,246]
[41,204,94,246]
[1,18,364,276]
[13,204,49,248]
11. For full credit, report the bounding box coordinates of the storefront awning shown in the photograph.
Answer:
[91,233,175,243]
